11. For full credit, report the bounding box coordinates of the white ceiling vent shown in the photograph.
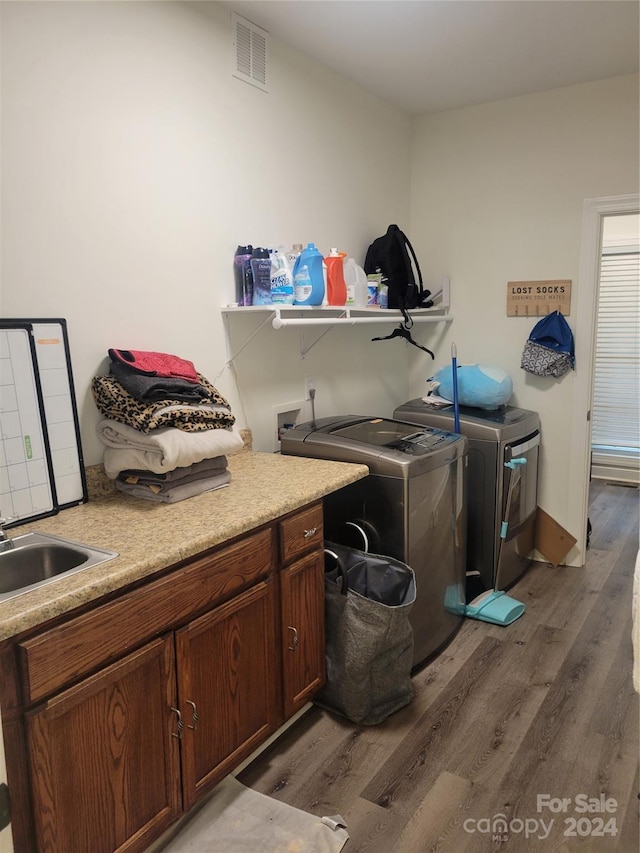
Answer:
[232,13,268,93]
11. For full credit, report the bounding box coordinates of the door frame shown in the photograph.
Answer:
[568,193,639,566]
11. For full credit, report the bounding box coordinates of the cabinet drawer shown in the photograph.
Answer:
[279,503,323,565]
[19,527,274,704]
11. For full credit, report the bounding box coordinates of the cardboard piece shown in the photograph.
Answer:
[535,507,577,567]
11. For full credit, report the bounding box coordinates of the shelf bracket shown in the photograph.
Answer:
[222,310,275,368]
[298,311,348,357]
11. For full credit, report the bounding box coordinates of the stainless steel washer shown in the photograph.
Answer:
[393,400,540,591]
[280,415,468,670]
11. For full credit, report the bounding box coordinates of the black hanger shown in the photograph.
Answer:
[371,322,434,359]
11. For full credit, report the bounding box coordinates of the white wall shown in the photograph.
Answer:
[409,74,640,563]
[0,0,413,462]
[2,2,638,563]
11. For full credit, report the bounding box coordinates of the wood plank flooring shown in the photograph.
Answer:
[240,481,639,851]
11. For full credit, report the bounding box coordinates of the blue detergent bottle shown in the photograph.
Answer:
[293,243,324,306]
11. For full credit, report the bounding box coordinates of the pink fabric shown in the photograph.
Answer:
[109,349,199,382]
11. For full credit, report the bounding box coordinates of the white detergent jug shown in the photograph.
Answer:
[343,258,368,307]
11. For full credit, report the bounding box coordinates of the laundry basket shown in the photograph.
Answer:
[315,542,416,725]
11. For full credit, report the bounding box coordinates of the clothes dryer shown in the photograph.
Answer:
[281,415,468,670]
[393,400,540,591]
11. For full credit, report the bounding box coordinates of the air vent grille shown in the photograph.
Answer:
[232,13,268,92]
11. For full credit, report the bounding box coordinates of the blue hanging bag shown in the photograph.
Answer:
[521,310,575,377]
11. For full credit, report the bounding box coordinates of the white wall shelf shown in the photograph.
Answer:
[221,304,453,328]
[221,277,452,360]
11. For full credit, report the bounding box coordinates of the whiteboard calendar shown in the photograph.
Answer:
[0,320,86,526]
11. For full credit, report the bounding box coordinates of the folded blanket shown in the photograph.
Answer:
[92,373,235,433]
[116,470,231,503]
[118,455,228,485]
[110,361,217,405]
[97,420,244,478]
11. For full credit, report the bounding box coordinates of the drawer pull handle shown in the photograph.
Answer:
[303,527,318,539]
[170,707,184,739]
[288,626,299,651]
[186,699,199,731]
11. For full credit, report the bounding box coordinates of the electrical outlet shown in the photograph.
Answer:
[305,376,315,398]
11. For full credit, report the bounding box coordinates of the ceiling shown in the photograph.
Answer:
[215,0,639,115]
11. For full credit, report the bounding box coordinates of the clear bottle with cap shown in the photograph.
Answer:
[286,243,303,270]
[324,248,347,306]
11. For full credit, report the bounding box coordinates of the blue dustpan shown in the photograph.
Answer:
[464,590,525,626]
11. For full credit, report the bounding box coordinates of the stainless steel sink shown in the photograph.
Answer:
[0,532,118,602]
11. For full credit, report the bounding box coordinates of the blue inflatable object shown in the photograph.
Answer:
[433,364,513,410]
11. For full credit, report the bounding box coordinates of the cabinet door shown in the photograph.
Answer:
[280,550,326,718]
[176,578,279,809]
[26,637,181,853]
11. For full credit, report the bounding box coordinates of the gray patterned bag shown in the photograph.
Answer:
[521,311,575,377]
[521,340,574,377]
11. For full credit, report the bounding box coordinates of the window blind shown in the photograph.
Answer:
[591,249,639,454]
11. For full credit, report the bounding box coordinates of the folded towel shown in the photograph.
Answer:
[110,361,218,405]
[108,349,199,382]
[118,455,228,485]
[97,420,244,478]
[92,373,235,433]
[116,469,232,503]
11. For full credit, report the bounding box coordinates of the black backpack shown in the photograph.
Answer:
[364,224,432,315]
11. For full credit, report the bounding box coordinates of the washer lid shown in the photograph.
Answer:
[329,417,458,455]
[393,399,540,442]
[281,415,466,476]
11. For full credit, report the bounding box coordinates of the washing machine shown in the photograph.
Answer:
[393,399,540,592]
[280,415,468,670]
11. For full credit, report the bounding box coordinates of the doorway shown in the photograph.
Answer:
[590,213,639,483]
[568,194,640,567]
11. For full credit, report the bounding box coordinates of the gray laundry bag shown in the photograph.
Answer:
[314,543,416,725]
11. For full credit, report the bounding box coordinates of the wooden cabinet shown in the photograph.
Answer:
[280,552,325,718]
[176,578,279,809]
[1,501,326,853]
[26,638,181,853]
[278,504,326,719]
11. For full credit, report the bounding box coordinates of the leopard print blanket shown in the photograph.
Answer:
[92,373,235,433]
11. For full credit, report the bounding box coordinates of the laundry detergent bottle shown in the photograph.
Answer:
[344,257,368,307]
[293,243,324,306]
[324,248,347,306]
[250,247,272,305]
[270,249,295,304]
[233,244,253,306]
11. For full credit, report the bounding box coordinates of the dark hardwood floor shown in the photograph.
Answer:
[240,480,639,851]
